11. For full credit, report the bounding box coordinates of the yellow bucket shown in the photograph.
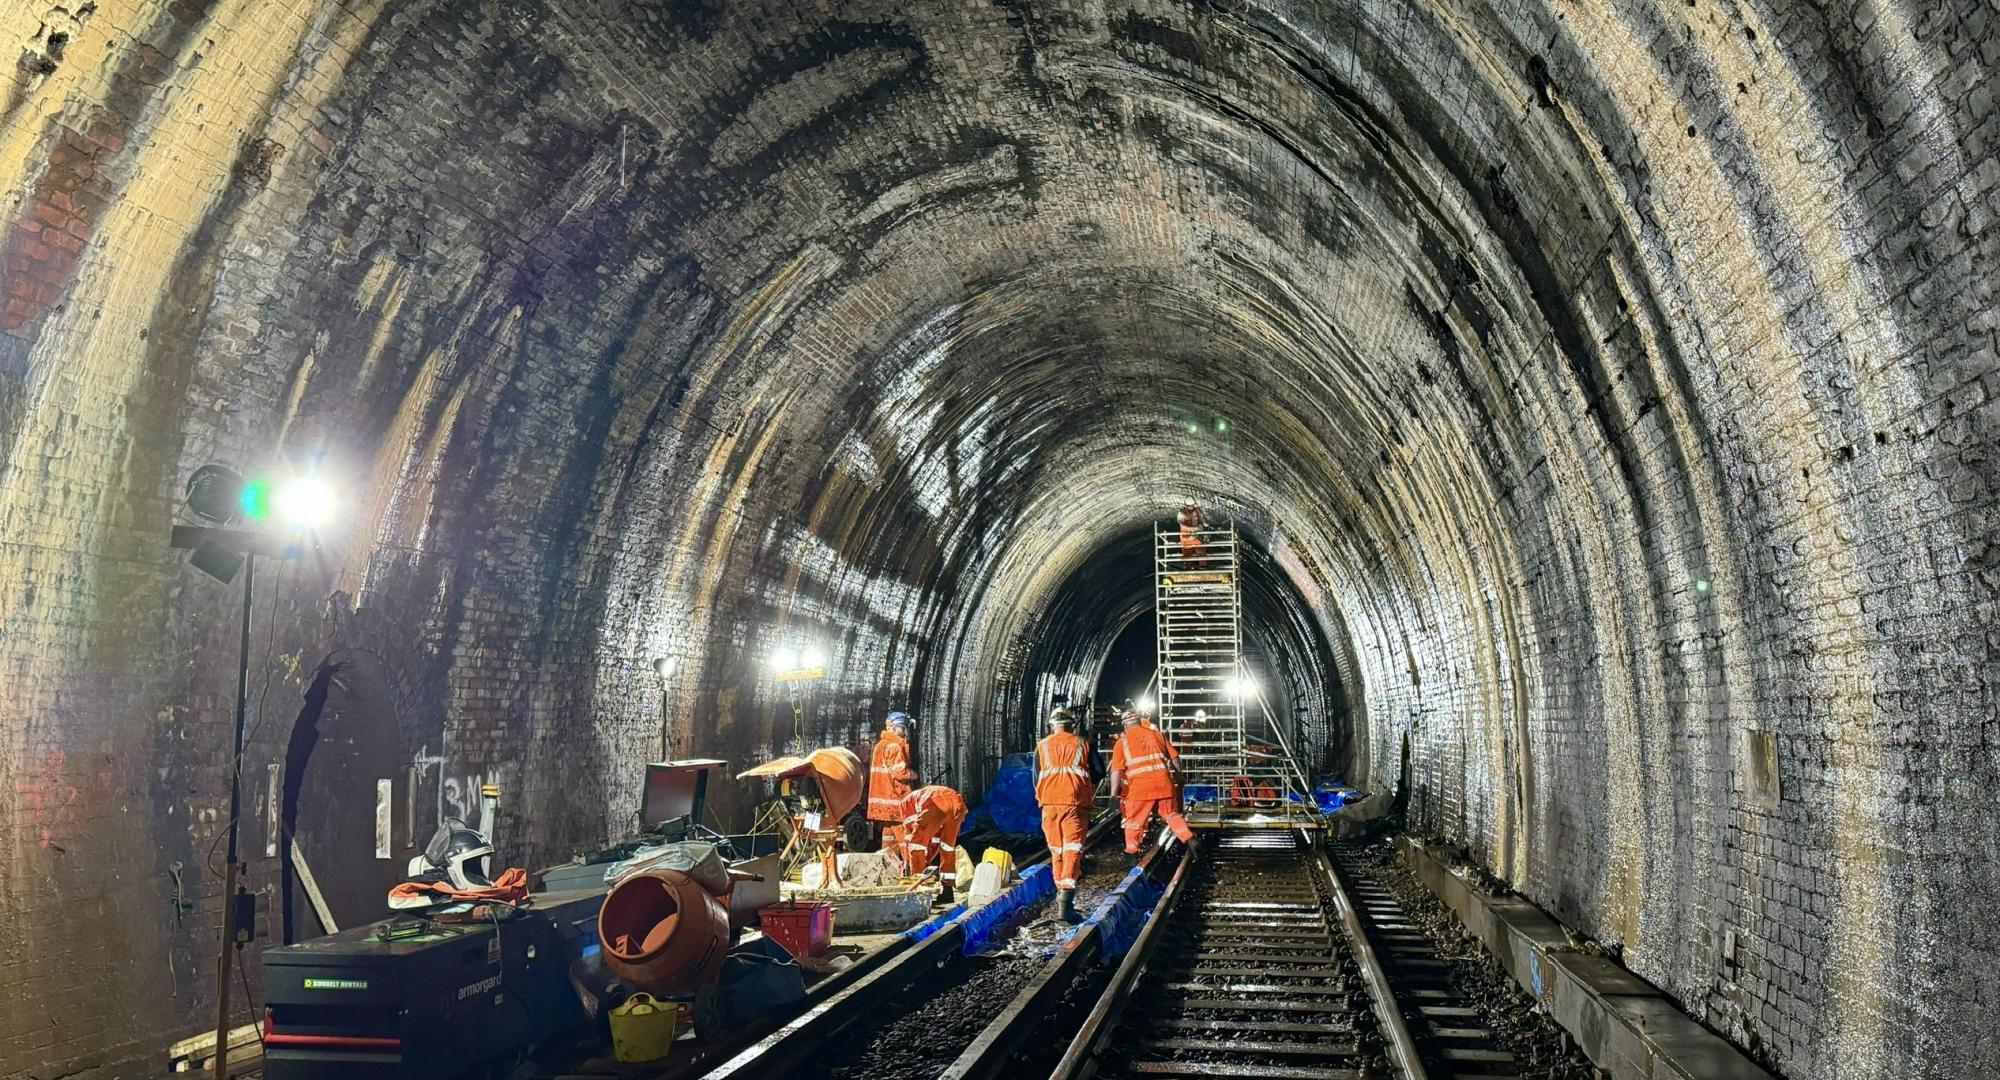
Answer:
[609,992,678,1063]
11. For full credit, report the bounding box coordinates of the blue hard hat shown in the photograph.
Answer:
[886,711,912,727]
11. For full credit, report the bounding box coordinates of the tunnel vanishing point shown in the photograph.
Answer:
[0,0,1995,1077]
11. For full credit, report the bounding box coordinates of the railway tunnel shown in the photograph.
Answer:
[0,1,1994,1079]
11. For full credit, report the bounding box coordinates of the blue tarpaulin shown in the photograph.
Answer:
[1089,865,1165,964]
[961,864,1054,955]
[1056,860,1167,964]
[899,902,966,944]
[969,752,1042,835]
[1312,779,1363,814]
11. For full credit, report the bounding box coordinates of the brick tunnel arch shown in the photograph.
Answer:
[0,1,1992,1078]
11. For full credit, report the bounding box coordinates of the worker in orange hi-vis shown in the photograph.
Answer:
[1176,501,1207,568]
[1035,708,1095,924]
[1109,710,1194,856]
[868,711,916,853]
[898,784,968,904]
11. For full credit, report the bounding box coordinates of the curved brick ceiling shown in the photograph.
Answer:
[0,1,1994,1077]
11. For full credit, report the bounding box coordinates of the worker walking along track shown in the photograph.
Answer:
[1154,515,1313,827]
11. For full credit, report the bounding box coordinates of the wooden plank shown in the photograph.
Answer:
[167,1021,260,1060]
[292,836,339,933]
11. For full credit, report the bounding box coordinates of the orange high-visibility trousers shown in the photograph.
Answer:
[905,807,964,884]
[1041,805,1088,890]
[1120,796,1193,853]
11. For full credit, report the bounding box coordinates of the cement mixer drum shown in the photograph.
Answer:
[596,868,731,995]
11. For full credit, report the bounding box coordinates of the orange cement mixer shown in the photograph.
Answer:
[734,746,863,821]
[597,867,731,995]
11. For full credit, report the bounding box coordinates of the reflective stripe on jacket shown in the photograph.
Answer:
[868,733,912,821]
[1111,725,1180,800]
[1034,732,1094,807]
[899,785,967,829]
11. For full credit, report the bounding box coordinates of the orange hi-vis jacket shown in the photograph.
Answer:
[899,784,968,826]
[868,732,913,822]
[1034,731,1094,807]
[1111,724,1180,801]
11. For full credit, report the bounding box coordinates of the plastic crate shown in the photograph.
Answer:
[758,901,834,958]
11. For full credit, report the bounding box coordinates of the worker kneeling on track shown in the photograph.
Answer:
[1035,708,1094,924]
[1110,709,1194,855]
[897,782,968,903]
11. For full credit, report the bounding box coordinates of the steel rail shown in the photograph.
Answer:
[1316,842,1429,1079]
[1047,835,1198,1079]
[1046,829,1428,1080]
[650,911,920,1080]
[690,811,1116,1079]
[939,838,1180,1080]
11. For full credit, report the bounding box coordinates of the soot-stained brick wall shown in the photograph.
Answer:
[0,1,1994,1077]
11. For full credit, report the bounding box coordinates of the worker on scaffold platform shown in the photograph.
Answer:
[1176,500,1207,568]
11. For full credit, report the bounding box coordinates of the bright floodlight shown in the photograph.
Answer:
[652,656,678,678]
[770,647,799,673]
[271,476,336,530]
[1135,695,1155,714]
[800,646,828,670]
[1229,674,1256,700]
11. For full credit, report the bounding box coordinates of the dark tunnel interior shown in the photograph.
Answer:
[1006,522,1351,787]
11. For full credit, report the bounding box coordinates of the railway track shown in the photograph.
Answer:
[812,829,1135,1079]
[1050,829,1413,1079]
[1327,842,1567,1079]
[683,824,1587,1080]
[700,817,1127,1079]
[1037,830,1574,1080]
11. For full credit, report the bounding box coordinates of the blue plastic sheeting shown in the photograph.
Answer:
[1182,784,1220,804]
[960,864,1055,955]
[1094,868,1164,963]
[1061,862,1167,965]
[969,752,1042,836]
[898,902,967,944]
[1310,779,1363,814]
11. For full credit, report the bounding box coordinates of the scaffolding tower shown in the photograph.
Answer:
[1154,516,1317,828]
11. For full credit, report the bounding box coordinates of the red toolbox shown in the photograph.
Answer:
[758,901,834,958]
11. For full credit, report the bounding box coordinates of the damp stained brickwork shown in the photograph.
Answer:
[0,1,1994,1078]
